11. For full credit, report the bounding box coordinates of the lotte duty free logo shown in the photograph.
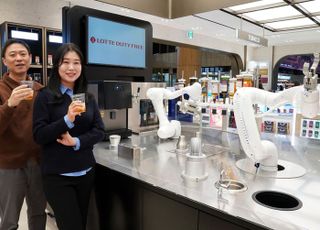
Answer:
[90,36,96,43]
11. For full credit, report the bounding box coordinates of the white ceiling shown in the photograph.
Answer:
[72,0,320,47]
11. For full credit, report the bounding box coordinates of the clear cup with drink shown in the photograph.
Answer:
[20,80,34,100]
[71,93,86,113]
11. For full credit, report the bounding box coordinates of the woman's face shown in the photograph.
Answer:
[58,51,82,88]
[2,43,30,77]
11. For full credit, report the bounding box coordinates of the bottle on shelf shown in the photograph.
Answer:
[220,75,230,104]
[243,75,253,87]
[236,74,243,89]
[228,78,236,104]
[199,76,209,102]
[207,76,213,103]
[211,79,220,103]
[228,111,237,129]
[221,109,228,131]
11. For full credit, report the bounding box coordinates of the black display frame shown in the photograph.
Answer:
[63,5,153,82]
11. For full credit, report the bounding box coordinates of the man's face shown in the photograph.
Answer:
[2,43,31,76]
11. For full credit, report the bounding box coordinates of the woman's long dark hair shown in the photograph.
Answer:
[48,43,87,99]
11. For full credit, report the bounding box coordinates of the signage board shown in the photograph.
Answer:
[236,29,268,47]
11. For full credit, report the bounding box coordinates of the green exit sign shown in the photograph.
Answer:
[187,30,193,39]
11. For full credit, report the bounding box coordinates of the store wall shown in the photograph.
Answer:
[247,43,320,90]
[152,23,245,60]
[273,43,320,65]
[247,46,273,90]
[0,0,65,29]
[248,43,320,69]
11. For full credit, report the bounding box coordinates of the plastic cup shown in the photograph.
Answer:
[71,93,86,113]
[20,80,34,100]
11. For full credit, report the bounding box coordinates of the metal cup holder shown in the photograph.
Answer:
[215,179,248,193]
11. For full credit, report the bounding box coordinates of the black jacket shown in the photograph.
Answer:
[33,88,105,174]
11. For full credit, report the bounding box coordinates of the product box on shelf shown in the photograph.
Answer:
[277,122,290,135]
[300,119,320,140]
[263,120,275,133]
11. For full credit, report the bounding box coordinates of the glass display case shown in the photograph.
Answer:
[0,22,44,83]
[0,22,61,85]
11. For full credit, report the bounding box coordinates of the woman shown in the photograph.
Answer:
[0,39,46,230]
[33,43,105,230]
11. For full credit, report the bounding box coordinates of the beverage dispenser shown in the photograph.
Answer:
[129,82,166,133]
[88,80,132,140]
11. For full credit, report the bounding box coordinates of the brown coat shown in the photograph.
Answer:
[0,73,43,169]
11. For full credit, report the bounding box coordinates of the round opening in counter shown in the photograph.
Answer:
[252,191,302,211]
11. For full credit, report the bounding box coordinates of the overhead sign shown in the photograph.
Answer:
[236,29,268,47]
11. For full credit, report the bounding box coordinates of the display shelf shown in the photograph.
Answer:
[0,22,61,85]
[45,28,62,85]
[0,22,45,84]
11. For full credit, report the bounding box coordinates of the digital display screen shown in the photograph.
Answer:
[87,16,146,68]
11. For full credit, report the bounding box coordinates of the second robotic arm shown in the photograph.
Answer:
[233,53,319,171]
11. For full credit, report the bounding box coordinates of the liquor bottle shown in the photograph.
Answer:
[221,109,228,131]
[228,78,237,104]
[200,77,209,102]
[220,75,229,104]
[211,79,220,103]
[243,75,253,87]
[236,75,243,89]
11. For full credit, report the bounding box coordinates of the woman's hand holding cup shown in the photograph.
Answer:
[67,93,86,122]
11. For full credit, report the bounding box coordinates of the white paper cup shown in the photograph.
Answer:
[109,134,121,146]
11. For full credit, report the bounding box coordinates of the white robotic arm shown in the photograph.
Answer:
[233,53,320,171]
[147,82,202,139]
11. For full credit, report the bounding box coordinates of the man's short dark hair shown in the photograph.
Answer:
[1,39,31,58]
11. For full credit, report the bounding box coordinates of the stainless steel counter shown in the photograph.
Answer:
[93,125,320,230]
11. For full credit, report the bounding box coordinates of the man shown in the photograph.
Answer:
[0,39,46,230]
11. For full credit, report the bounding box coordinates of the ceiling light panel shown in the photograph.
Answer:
[228,0,284,12]
[265,18,315,29]
[243,6,302,22]
[298,0,320,14]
